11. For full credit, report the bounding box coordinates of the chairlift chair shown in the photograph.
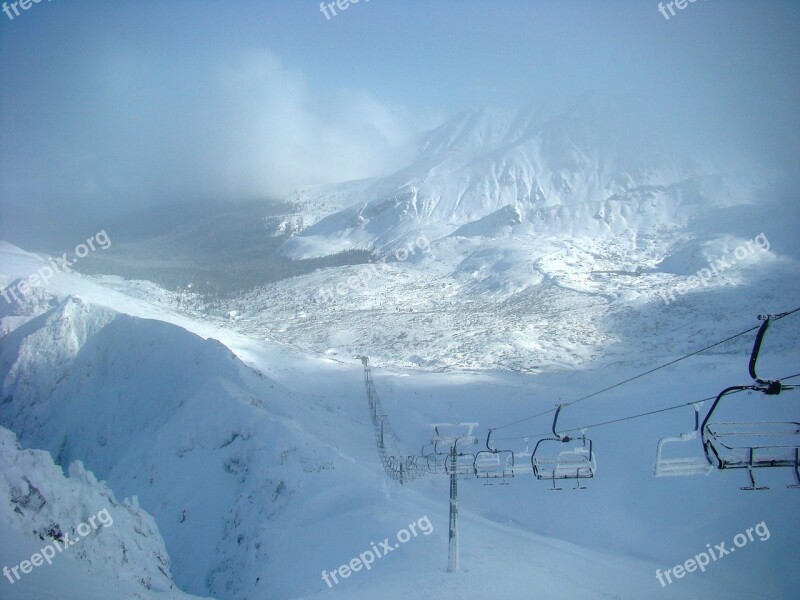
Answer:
[417,442,436,474]
[421,440,449,475]
[654,403,713,477]
[474,430,515,485]
[701,314,800,490]
[384,455,403,482]
[406,455,424,475]
[426,454,447,475]
[511,451,534,476]
[444,450,479,477]
[531,405,596,490]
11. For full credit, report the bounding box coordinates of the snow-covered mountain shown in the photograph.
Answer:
[283,102,763,259]
[1,96,799,599]
[1,250,798,599]
[0,291,380,599]
[0,426,204,600]
[182,101,791,372]
[18,101,792,374]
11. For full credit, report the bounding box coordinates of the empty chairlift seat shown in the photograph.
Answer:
[700,314,800,490]
[473,430,515,485]
[654,403,713,477]
[419,441,448,475]
[531,405,596,490]
[445,451,478,476]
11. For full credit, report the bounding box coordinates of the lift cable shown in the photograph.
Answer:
[495,372,800,443]
[490,307,800,433]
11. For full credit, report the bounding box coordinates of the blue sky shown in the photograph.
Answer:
[1,0,799,217]
[7,0,792,113]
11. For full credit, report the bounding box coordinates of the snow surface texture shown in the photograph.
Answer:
[1,246,799,599]
[189,104,799,372]
[0,426,205,600]
[1,102,799,599]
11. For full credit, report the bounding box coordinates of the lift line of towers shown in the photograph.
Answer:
[359,313,800,493]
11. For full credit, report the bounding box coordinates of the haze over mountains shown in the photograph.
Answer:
[2,1,799,598]
[285,100,762,258]
[75,100,786,373]
[12,100,785,376]
[2,92,799,600]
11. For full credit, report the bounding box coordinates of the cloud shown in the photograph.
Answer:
[205,51,424,198]
[1,48,426,213]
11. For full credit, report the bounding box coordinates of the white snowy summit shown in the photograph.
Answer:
[285,101,760,258]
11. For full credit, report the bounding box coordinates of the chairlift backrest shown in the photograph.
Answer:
[654,403,712,477]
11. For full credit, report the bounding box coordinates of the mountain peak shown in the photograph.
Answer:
[419,107,516,156]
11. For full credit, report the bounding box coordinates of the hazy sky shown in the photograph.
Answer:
[1,0,799,228]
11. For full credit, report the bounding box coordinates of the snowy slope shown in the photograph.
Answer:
[158,102,797,374]
[0,426,205,600]
[0,90,798,597]
[2,247,799,598]
[189,227,798,373]
[0,293,379,599]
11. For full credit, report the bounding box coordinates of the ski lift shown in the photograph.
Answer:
[508,438,533,476]
[384,455,404,482]
[430,424,479,478]
[418,442,436,472]
[654,403,713,477]
[531,405,596,490]
[474,429,515,485]
[405,455,424,476]
[444,450,478,477]
[701,314,800,490]
[382,454,424,484]
[420,441,448,475]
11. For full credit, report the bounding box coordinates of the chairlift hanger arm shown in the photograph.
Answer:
[485,428,496,451]
[552,405,571,442]
[750,316,781,392]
